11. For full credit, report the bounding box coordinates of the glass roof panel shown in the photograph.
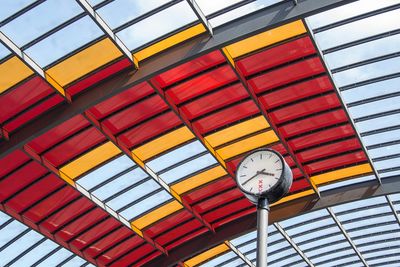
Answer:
[96,0,171,30]
[24,16,104,67]
[307,0,399,29]
[116,1,198,51]
[314,8,400,50]
[0,42,11,60]
[207,0,282,28]
[0,0,36,22]
[199,251,241,267]
[12,239,58,266]
[325,33,400,70]
[319,175,375,192]
[0,0,83,47]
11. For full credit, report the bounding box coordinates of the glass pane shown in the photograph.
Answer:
[0,0,83,47]
[116,1,197,50]
[97,0,170,30]
[314,9,400,50]
[0,0,36,21]
[24,16,104,67]
[0,43,11,60]
[363,128,400,147]
[13,239,58,266]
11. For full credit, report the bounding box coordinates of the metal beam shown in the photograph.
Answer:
[144,175,400,266]
[186,0,213,35]
[327,208,369,267]
[0,0,354,158]
[224,241,255,267]
[274,222,315,267]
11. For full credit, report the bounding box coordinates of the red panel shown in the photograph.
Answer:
[0,76,53,123]
[101,95,168,135]
[83,227,134,259]
[132,251,162,267]
[180,83,248,120]
[0,161,48,203]
[23,186,81,223]
[269,93,341,124]
[55,208,108,242]
[108,243,156,267]
[237,36,316,76]
[165,65,238,105]
[87,82,154,121]
[70,217,121,250]
[248,57,325,94]
[258,76,333,109]
[165,228,208,251]
[182,176,235,205]
[288,124,355,151]
[270,143,287,155]
[145,210,193,238]
[5,174,64,213]
[0,149,30,178]
[289,178,310,193]
[96,237,144,266]
[192,100,259,134]
[39,197,94,234]
[291,168,304,179]
[3,94,64,135]
[213,207,255,229]
[25,115,89,155]
[284,155,296,167]
[155,219,203,246]
[296,138,361,163]
[66,58,132,98]
[305,151,367,174]
[152,51,226,88]
[193,188,242,214]
[203,197,252,223]
[117,111,182,149]
[42,127,106,167]
[279,109,348,138]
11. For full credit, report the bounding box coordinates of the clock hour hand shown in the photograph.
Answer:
[241,168,266,186]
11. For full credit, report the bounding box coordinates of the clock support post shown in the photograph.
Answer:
[257,197,269,267]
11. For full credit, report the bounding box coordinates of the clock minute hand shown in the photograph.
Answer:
[241,168,266,186]
[259,170,275,176]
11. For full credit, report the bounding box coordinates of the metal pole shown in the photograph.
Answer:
[256,198,269,267]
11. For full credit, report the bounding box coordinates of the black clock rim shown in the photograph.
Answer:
[235,148,286,198]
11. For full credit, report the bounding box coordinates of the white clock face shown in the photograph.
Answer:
[236,150,283,195]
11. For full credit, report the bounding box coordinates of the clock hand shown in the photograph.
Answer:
[259,170,275,176]
[241,168,266,186]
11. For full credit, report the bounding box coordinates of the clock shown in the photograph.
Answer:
[235,148,292,204]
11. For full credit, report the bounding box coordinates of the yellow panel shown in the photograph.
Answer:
[311,163,373,185]
[271,189,315,207]
[222,47,234,67]
[205,116,270,147]
[0,56,34,93]
[224,20,306,59]
[203,139,226,168]
[46,38,123,87]
[184,243,229,267]
[132,200,183,230]
[59,141,121,180]
[216,130,279,160]
[133,24,206,62]
[171,166,227,196]
[44,72,66,96]
[132,126,195,161]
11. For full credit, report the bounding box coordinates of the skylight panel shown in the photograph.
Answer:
[96,0,170,30]
[315,9,400,51]
[0,0,36,22]
[11,239,58,266]
[356,113,400,133]
[324,34,400,70]
[363,129,400,147]
[60,256,88,267]
[319,175,376,192]
[24,16,104,67]
[0,43,11,60]
[199,251,238,267]
[208,0,282,27]
[116,1,198,51]
[0,0,83,47]
[307,0,399,29]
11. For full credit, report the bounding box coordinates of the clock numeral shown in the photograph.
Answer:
[250,187,253,192]
[251,158,254,162]
[243,165,247,169]
[274,159,280,163]
[240,174,246,177]
[268,154,272,159]
[276,168,282,171]
[260,154,262,159]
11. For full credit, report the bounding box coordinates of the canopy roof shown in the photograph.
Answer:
[0,0,399,266]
